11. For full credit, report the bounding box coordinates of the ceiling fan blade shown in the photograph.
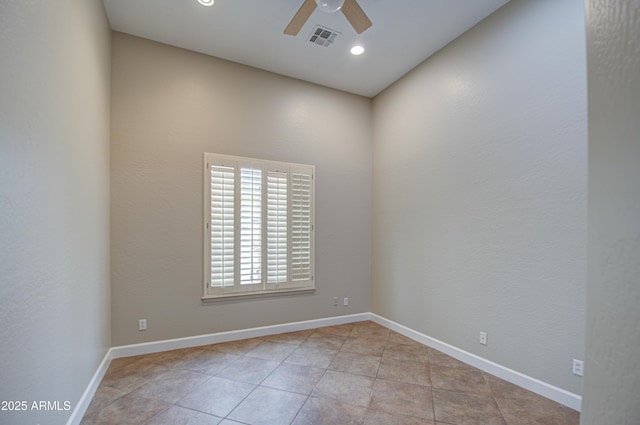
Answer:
[341,0,372,34]
[284,0,317,36]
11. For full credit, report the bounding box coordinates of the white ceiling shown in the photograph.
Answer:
[103,0,511,98]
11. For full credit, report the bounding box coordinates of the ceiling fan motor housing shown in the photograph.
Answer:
[285,0,371,36]
[316,0,345,13]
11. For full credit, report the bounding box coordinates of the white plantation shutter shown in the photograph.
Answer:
[204,153,314,298]
[209,165,235,288]
[240,167,262,285]
[267,170,288,284]
[291,168,313,282]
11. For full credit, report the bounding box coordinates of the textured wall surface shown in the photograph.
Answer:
[371,0,587,395]
[582,0,640,423]
[110,33,372,346]
[0,0,111,424]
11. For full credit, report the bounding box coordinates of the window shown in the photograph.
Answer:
[203,153,315,299]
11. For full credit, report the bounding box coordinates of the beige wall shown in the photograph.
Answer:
[110,33,372,346]
[371,0,587,395]
[582,0,640,423]
[0,0,111,424]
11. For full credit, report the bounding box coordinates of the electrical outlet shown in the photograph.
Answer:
[138,319,147,331]
[332,297,338,307]
[343,297,349,306]
[479,331,487,345]
[572,359,584,376]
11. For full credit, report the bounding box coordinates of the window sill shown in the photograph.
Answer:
[202,287,316,302]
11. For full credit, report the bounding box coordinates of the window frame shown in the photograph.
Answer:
[203,152,315,300]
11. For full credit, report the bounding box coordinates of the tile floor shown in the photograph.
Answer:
[81,321,580,425]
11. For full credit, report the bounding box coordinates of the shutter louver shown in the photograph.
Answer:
[267,171,288,284]
[291,170,312,281]
[240,167,262,285]
[210,165,235,287]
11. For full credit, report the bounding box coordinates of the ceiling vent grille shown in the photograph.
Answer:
[308,25,340,47]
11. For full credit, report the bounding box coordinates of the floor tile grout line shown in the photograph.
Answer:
[222,382,263,422]
[481,369,509,425]
[431,366,437,423]
[214,340,300,420]
[429,361,437,423]
[222,327,328,425]
[288,393,311,425]
[139,403,173,425]
[290,325,349,424]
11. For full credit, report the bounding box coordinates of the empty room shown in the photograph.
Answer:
[1,0,638,424]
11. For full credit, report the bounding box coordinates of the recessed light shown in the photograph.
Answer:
[198,0,214,6]
[350,45,365,55]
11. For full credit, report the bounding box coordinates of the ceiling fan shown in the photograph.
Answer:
[284,0,372,36]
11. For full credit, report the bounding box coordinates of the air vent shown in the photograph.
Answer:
[308,25,340,47]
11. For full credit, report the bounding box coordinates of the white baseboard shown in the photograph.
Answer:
[111,313,370,359]
[69,311,581,424]
[66,348,114,425]
[66,313,368,423]
[370,313,582,411]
